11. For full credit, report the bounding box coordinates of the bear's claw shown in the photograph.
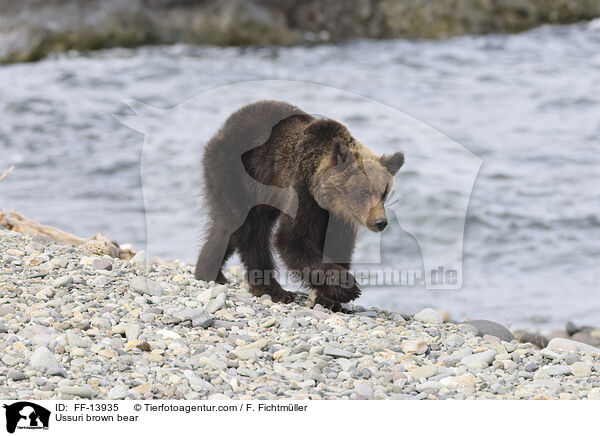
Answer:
[249,285,296,303]
[312,292,350,313]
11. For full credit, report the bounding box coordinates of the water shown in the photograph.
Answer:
[1,23,599,329]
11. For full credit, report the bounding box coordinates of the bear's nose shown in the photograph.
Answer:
[375,218,388,231]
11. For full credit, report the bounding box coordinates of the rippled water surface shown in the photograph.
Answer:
[1,23,599,328]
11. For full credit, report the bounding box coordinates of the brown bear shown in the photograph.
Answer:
[194,100,404,311]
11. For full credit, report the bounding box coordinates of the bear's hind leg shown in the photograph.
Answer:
[236,206,295,303]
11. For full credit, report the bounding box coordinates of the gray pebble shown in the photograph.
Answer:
[53,276,73,288]
[413,308,443,324]
[524,362,539,372]
[130,277,164,297]
[324,346,353,359]
[107,385,129,400]
[461,349,497,369]
[8,371,27,381]
[30,346,63,374]
[565,352,580,365]
[58,385,95,398]
[92,259,113,271]
[192,312,213,328]
[173,308,207,323]
[130,251,152,273]
[205,293,226,314]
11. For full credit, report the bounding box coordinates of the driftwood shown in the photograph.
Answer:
[6,210,99,246]
[0,166,134,259]
[0,210,135,259]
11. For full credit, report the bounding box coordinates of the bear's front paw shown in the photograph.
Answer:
[312,292,352,313]
[310,265,361,303]
[270,289,296,304]
[249,285,296,304]
[322,281,361,303]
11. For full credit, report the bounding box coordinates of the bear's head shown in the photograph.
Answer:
[309,122,404,232]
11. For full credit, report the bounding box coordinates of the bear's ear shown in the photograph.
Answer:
[332,137,350,163]
[380,151,405,175]
[332,138,354,171]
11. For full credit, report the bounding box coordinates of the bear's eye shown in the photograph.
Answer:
[382,185,389,201]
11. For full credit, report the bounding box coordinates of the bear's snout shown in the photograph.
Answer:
[374,218,388,231]
[367,203,387,232]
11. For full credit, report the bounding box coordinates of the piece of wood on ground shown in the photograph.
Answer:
[0,210,134,259]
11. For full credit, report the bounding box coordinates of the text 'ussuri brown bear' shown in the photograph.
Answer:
[195,100,404,311]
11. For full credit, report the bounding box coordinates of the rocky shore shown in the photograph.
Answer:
[1,227,599,400]
[2,0,600,63]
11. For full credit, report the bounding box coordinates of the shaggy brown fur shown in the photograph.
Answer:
[195,100,404,310]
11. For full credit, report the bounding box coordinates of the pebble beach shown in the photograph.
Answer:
[1,228,600,400]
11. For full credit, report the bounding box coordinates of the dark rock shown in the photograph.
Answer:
[515,330,549,348]
[136,342,151,352]
[464,319,515,342]
[566,321,580,336]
